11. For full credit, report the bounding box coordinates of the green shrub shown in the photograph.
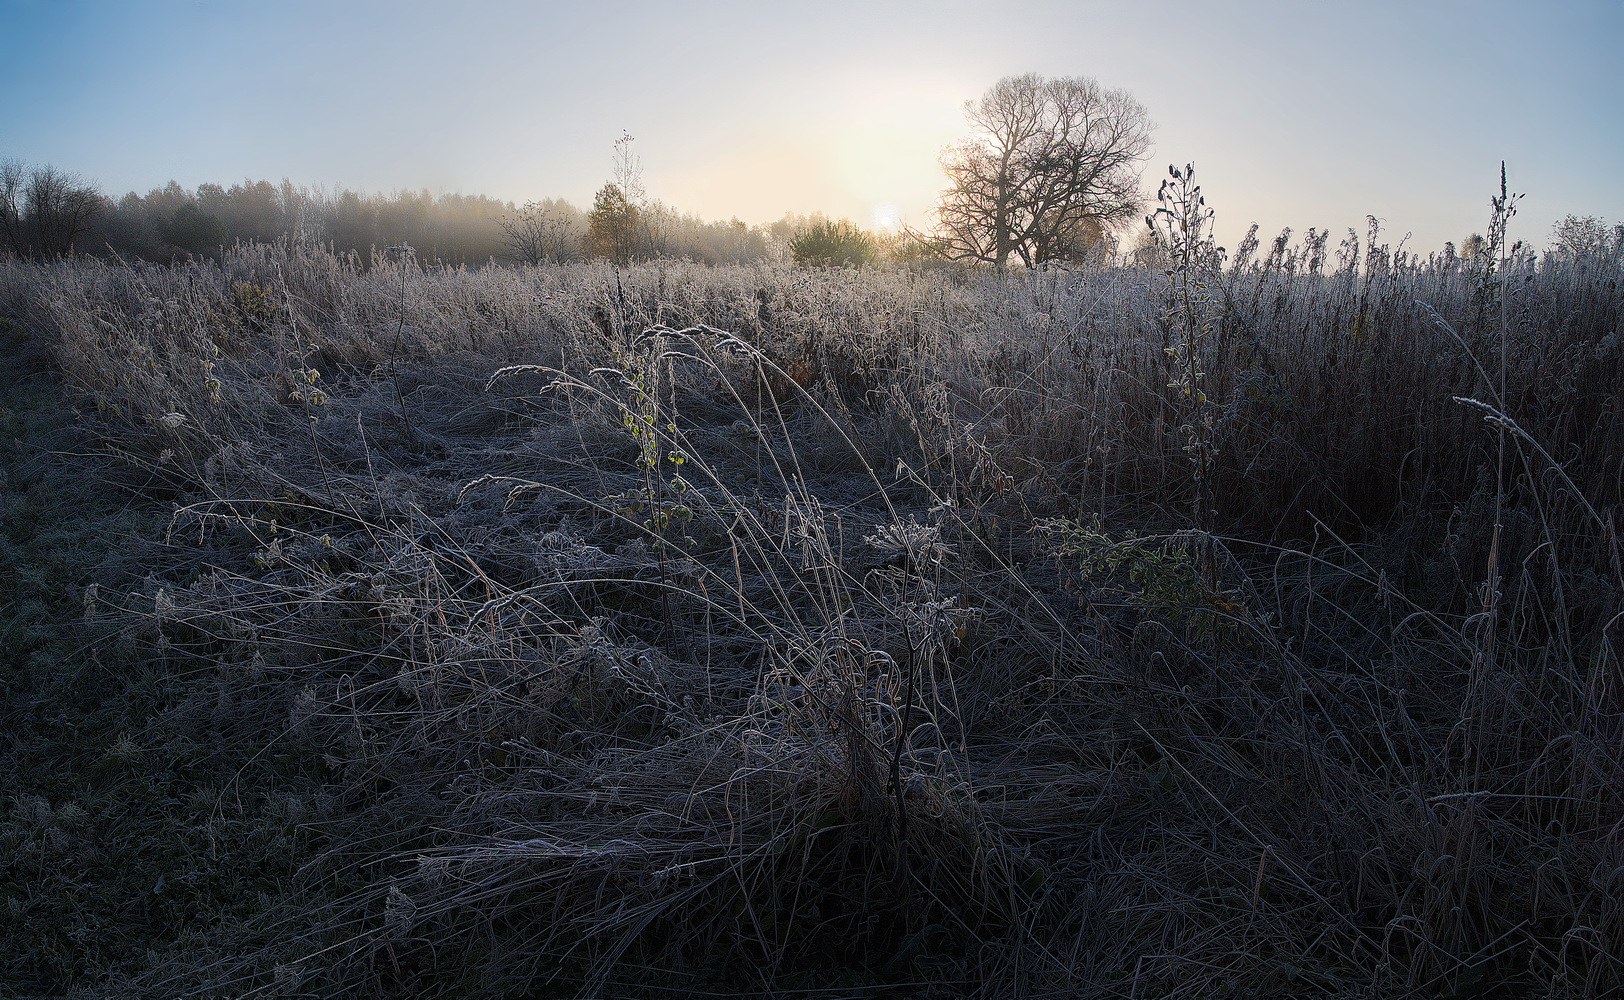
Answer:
[789,218,874,267]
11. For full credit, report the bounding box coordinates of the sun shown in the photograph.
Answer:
[871,203,902,231]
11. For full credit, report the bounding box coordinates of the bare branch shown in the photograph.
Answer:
[929,75,1152,268]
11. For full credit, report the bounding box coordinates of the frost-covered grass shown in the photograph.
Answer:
[1,234,1621,998]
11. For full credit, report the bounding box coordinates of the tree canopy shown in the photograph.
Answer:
[585,183,642,265]
[928,74,1152,268]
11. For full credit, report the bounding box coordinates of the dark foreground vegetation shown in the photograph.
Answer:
[1,209,1621,998]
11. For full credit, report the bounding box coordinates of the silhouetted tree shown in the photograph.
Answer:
[929,74,1152,268]
[0,162,26,255]
[500,198,584,264]
[0,161,104,257]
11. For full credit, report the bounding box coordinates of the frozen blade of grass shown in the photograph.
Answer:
[484,362,558,387]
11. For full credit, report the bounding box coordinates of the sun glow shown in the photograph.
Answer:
[653,80,963,231]
[830,106,957,233]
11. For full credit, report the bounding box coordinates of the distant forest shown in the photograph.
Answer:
[5,168,884,268]
[99,179,521,265]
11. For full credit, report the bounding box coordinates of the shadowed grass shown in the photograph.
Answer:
[0,225,1619,997]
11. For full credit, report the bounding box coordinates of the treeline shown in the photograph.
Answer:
[97,179,516,265]
[0,164,518,265]
[13,158,1614,273]
[503,191,785,267]
[504,192,918,268]
[1,161,923,268]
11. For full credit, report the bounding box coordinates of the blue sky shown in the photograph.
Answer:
[3,0,1620,252]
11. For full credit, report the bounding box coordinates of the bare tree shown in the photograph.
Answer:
[611,131,646,210]
[499,198,584,264]
[609,132,675,259]
[0,161,26,256]
[927,74,1152,268]
[1548,214,1621,261]
[0,161,104,257]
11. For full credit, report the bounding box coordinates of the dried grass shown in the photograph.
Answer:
[3,230,1621,998]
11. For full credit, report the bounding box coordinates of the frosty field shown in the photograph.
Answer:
[1,235,1621,998]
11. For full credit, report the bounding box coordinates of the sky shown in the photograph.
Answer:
[3,0,1621,253]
